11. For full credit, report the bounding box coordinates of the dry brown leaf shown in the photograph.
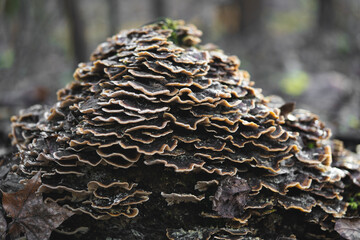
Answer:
[1,172,74,240]
[0,210,7,239]
[335,218,360,240]
[213,176,251,218]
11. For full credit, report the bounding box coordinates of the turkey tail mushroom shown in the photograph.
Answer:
[9,19,357,239]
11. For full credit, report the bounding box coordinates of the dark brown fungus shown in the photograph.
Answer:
[195,180,219,192]
[161,192,205,205]
[279,102,295,116]
[9,19,357,239]
[166,228,216,240]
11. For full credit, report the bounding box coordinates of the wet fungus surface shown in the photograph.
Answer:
[10,19,359,239]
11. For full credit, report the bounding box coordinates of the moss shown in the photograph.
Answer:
[148,18,194,46]
[159,18,181,45]
[307,142,315,149]
[349,201,358,210]
[348,193,360,210]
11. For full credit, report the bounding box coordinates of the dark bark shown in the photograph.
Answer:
[217,0,263,34]
[238,0,263,33]
[62,0,87,64]
[107,0,120,36]
[152,0,166,19]
[318,0,336,30]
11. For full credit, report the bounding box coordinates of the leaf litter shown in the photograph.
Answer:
[1,172,74,240]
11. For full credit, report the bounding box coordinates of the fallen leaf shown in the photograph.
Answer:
[0,210,7,238]
[335,218,360,240]
[1,172,74,240]
[213,176,251,218]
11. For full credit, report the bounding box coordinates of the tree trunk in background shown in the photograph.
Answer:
[318,0,335,30]
[152,0,165,19]
[62,0,87,64]
[217,0,263,35]
[238,0,263,33]
[107,0,120,36]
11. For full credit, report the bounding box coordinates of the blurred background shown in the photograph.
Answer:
[0,0,359,147]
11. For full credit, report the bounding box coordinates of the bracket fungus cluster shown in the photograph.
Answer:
[9,19,359,239]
